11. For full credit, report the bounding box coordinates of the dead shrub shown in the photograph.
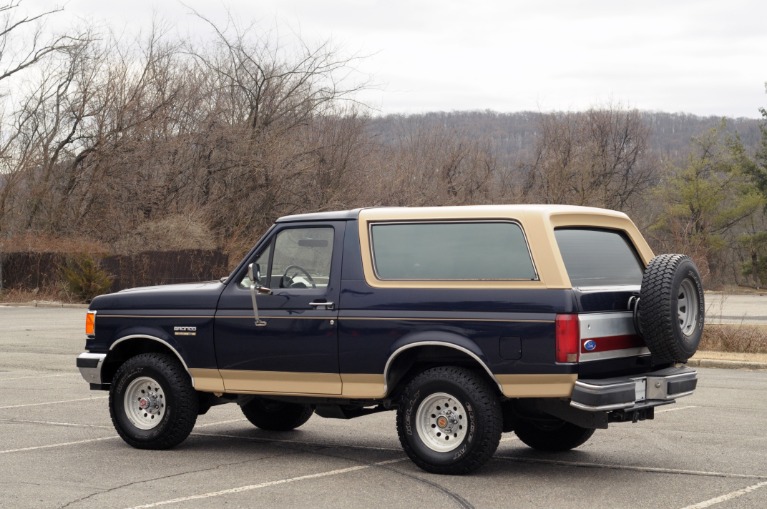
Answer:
[699,324,767,353]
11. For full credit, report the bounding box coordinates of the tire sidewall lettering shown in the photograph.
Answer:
[404,389,420,436]
[406,384,474,463]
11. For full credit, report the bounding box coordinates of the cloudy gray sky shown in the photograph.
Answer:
[30,0,767,118]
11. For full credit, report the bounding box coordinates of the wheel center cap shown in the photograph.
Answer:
[138,397,150,410]
[436,416,448,429]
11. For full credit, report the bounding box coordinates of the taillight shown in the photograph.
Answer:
[85,311,96,336]
[556,314,580,363]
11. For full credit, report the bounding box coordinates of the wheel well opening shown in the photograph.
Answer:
[386,345,500,399]
[102,339,184,384]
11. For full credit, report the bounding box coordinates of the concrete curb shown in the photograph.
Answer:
[0,301,88,309]
[687,358,767,370]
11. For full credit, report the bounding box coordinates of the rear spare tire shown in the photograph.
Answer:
[638,254,704,363]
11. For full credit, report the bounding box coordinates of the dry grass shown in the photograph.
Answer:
[0,287,78,304]
[0,233,108,254]
[700,324,767,354]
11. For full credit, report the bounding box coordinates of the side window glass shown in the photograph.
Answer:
[370,222,536,280]
[271,227,334,289]
[238,227,334,289]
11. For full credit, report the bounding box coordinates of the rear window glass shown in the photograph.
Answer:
[555,228,644,287]
[370,222,536,280]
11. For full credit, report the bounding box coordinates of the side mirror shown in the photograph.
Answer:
[247,263,271,327]
[248,263,269,293]
[247,263,264,285]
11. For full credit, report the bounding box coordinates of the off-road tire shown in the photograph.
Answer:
[240,399,313,431]
[396,366,502,475]
[513,418,595,451]
[109,353,198,449]
[638,254,704,363]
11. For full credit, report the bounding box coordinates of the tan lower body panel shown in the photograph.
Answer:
[188,368,225,393]
[189,369,573,399]
[496,374,577,398]
[218,370,343,395]
[340,374,386,398]
[190,369,386,398]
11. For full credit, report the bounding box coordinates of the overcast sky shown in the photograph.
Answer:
[28,0,767,118]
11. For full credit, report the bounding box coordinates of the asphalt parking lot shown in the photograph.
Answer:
[1,306,766,509]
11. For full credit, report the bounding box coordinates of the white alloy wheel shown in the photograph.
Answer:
[415,392,467,453]
[123,376,166,430]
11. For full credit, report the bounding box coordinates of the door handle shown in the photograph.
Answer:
[309,301,334,310]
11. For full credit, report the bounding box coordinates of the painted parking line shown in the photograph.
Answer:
[195,418,247,428]
[0,418,111,429]
[191,431,402,452]
[0,436,117,455]
[0,373,78,382]
[657,405,698,413]
[496,456,767,481]
[679,480,767,509]
[124,458,407,509]
[0,396,108,410]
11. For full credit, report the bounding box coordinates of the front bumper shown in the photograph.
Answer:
[571,366,697,412]
[76,352,106,386]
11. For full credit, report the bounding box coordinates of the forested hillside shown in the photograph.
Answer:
[0,2,765,296]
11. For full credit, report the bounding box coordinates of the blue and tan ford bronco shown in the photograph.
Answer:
[77,205,703,474]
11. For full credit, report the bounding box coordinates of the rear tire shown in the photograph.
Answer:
[396,366,502,475]
[240,399,313,431]
[514,418,595,452]
[638,254,704,363]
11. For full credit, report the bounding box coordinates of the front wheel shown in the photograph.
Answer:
[109,353,198,449]
[396,366,502,475]
[513,418,595,452]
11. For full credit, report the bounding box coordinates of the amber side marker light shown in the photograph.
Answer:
[85,311,96,336]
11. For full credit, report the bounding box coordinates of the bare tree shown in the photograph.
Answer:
[522,106,655,211]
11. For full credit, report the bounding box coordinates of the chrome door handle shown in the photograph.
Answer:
[309,301,334,310]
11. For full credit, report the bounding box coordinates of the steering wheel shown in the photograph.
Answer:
[280,265,317,288]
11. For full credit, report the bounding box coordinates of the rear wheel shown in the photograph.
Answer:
[638,254,705,363]
[240,399,313,431]
[109,353,198,449]
[513,418,595,452]
[396,366,502,475]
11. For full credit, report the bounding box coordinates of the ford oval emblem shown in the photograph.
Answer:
[584,340,597,352]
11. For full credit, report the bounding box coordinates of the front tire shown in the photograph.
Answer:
[513,418,595,452]
[240,399,313,431]
[396,366,502,475]
[109,353,198,449]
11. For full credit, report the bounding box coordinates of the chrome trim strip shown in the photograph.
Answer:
[574,285,641,293]
[579,311,636,339]
[77,352,106,384]
[383,341,502,395]
[340,316,552,324]
[97,315,216,319]
[580,347,651,362]
[110,335,190,373]
[570,400,635,412]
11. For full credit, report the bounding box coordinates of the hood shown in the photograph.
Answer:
[89,281,225,311]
